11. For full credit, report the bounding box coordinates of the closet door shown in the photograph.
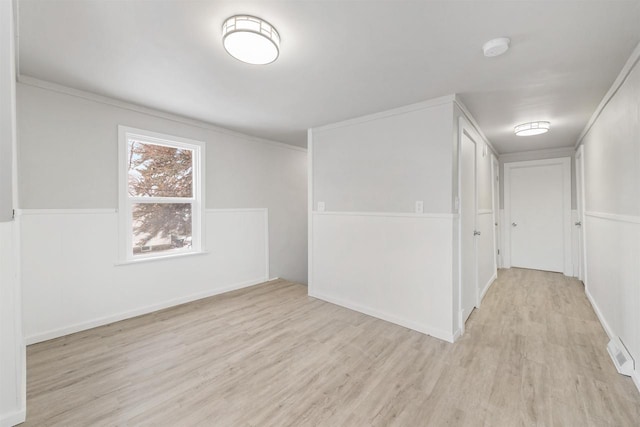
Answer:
[460,131,477,324]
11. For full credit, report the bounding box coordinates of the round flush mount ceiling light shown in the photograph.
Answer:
[222,15,280,65]
[483,37,510,57]
[514,121,551,136]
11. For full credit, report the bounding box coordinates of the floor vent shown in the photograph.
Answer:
[607,337,634,377]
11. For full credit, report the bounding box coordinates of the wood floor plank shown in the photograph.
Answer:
[23,270,640,426]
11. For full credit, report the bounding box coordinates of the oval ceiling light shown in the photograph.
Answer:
[514,121,551,136]
[222,15,280,65]
[483,37,510,57]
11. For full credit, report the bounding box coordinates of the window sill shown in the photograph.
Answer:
[115,250,209,266]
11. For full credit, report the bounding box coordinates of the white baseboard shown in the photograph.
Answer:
[0,408,26,427]
[309,290,455,343]
[460,308,469,325]
[458,309,466,336]
[585,288,614,341]
[480,272,497,302]
[633,370,640,394]
[25,276,269,345]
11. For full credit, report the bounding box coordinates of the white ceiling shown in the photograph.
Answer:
[16,0,640,152]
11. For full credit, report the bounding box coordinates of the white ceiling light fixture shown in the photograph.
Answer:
[514,121,551,136]
[222,15,280,65]
[483,37,510,57]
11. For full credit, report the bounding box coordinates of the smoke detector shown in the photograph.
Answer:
[483,37,510,57]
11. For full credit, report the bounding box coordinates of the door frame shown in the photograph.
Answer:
[491,154,500,269]
[457,118,479,334]
[503,157,572,276]
[575,146,587,284]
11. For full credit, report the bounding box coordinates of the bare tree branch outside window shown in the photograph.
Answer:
[127,140,194,252]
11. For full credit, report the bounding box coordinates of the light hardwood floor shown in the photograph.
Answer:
[25,268,640,426]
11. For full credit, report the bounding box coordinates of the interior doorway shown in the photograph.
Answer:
[492,155,500,269]
[504,157,572,275]
[575,147,586,282]
[460,130,477,326]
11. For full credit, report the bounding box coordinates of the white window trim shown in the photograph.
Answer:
[117,125,206,264]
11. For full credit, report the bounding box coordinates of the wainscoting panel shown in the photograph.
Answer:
[0,220,26,426]
[310,211,454,342]
[584,211,640,390]
[20,208,269,344]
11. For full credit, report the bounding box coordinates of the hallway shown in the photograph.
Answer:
[24,269,640,426]
[461,268,640,426]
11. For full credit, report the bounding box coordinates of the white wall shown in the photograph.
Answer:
[309,97,497,341]
[309,98,459,341]
[0,1,25,425]
[20,208,269,343]
[17,82,307,284]
[0,221,25,427]
[0,3,12,222]
[311,212,454,341]
[578,43,640,390]
[312,98,454,213]
[16,80,307,344]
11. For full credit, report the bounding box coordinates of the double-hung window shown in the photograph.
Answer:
[118,126,205,262]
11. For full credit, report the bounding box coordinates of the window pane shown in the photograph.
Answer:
[128,140,193,198]
[132,203,192,255]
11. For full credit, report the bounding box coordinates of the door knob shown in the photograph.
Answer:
[512,222,517,227]
[474,230,481,236]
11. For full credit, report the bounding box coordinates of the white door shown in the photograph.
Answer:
[492,155,500,269]
[460,132,477,324]
[506,158,571,273]
[575,147,586,281]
